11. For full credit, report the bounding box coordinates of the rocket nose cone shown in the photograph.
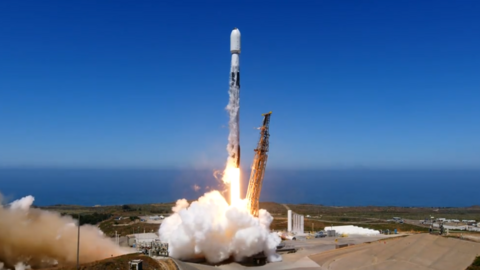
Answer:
[230,28,241,38]
[230,28,241,53]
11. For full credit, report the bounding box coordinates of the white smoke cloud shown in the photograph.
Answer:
[159,191,282,263]
[0,262,31,270]
[9,196,34,211]
[0,194,129,269]
[13,263,30,270]
[192,184,201,192]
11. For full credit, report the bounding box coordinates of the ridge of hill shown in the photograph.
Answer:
[45,254,177,270]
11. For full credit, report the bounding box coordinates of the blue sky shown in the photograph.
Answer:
[0,0,479,170]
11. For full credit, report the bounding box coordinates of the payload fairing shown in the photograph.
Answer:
[229,28,241,168]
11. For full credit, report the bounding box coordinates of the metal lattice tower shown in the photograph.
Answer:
[245,112,272,217]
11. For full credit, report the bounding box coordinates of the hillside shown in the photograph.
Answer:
[46,254,177,270]
[40,201,480,236]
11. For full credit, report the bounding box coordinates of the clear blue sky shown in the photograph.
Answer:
[0,0,479,170]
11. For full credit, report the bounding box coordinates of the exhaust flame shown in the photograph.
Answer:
[224,167,240,207]
[158,28,281,264]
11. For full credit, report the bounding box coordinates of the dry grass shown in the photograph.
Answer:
[259,202,287,215]
[467,256,480,270]
[41,202,478,235]
[46,254,177,270]
[99,218,160,237]
[286,204,480,221]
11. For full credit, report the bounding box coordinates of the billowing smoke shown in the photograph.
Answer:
[0,262,29,270]
[159,191,281,263]
[0,193,128,269]
[159,28,281,264]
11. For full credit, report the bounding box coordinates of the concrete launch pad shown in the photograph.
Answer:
[172,234,400,270]
[171,234,480,270]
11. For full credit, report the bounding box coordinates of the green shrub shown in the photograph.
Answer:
[79,212,111,226]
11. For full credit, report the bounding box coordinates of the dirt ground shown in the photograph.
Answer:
[171,234,480,270]
[309,234,480,270]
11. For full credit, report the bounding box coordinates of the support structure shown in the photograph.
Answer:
[77,214,80,270]
[245,112,272,217]
[287,210,304,234]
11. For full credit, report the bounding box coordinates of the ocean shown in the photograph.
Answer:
[0,169,479,207]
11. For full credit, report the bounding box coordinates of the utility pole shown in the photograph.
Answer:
[77,214,81,270]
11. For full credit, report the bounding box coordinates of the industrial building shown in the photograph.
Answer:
[324,225,380,236]
[127,233,160,247]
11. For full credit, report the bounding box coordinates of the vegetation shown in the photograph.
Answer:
[42,201,477,236]
[259,202,288,215]
[78,213,112,226]
[285,204,480,221]
[269,217,428,233]
[98,218,160,237]
[41,202,175,217]
[466,256,480,270]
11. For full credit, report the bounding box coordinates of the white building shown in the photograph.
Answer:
[325,225,380,236]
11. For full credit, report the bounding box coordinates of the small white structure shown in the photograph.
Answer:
[287,210,304,234]
[325,225,380,236]
[129,259,143,270]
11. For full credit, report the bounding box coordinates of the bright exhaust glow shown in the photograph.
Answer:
[224,167,240,207]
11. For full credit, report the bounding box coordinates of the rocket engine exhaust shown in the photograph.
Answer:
[158,27,282,264]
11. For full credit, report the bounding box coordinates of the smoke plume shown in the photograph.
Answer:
[0,193,128,269]
[224,54,241,180]
[159,191,281,263]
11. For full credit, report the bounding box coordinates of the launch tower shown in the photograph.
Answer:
[245,112,272,217]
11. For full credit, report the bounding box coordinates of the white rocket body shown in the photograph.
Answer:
[229,28,241,168]
[230,29,241,54]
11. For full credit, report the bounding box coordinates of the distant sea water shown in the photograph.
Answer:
[0,169,479,207]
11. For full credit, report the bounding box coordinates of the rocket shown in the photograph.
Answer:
[230,28,241,168]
